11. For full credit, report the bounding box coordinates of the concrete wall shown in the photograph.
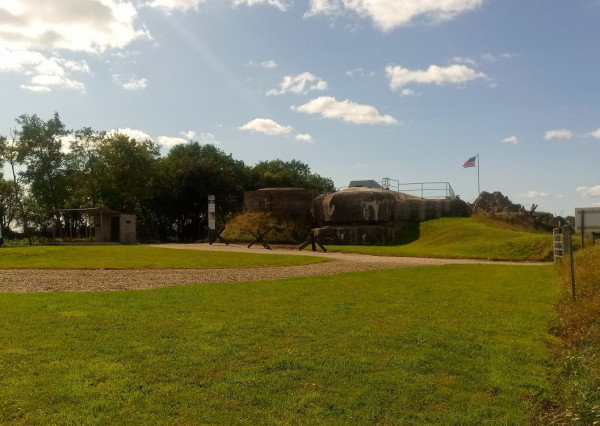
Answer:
[93,213,136,244]
[311,187,470,245]
[244,188,319,217]
[120,214,136,244]
[93,213,113,242]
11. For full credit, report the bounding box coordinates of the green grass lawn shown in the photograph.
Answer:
[0,245,325,269]
[0,264,557,424]
[329,217,553,261]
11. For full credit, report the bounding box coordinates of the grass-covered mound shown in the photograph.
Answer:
[330,216,553,261]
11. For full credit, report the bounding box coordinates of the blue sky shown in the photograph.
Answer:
[1,0,599,216]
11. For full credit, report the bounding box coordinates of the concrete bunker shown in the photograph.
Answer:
[310,186,470,245]
[242,181,470,245]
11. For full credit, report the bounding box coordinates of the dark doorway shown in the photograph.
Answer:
[111,216,120,242]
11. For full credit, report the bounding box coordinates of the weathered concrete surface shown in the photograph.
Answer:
[244,188,319,217]
[311,187,470,245]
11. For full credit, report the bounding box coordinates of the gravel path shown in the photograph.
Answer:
[0,243,546,293]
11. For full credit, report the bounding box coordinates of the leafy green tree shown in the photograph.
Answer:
[250,159,335,193]
[13,113,69,221]
[0,177,15,237]
[64,127,105,207]
[95,132,160,213]
[154,142,249,241]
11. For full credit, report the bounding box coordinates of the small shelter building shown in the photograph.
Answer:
[57,207,136,244]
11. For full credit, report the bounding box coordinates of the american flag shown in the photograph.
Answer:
[463,156,477,168]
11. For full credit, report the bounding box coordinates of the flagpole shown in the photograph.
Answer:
[477,154,480,195]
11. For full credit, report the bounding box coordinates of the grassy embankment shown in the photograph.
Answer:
[0,245,324,269]
[222,213,553,261]
[0,264,556,424]
[329,216,553,261]
[542,245,600,424]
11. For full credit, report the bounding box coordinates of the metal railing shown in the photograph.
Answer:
[381,178,456,199]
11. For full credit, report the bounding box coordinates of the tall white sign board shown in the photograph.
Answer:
[208,195,216,231]
[575,207,600,232]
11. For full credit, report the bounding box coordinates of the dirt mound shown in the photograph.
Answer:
[473,191,565,229]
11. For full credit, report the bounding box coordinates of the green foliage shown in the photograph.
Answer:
[153,143,249,241]
[1,112,338,243]
[0,245,323,269]
[14,113,69,216]
[250,159,335,193]
[222,212,311,244]
[331,217,553,261]
[95,132,160,213]
[0,265,556,424]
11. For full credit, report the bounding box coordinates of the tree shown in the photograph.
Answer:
[13,113,69,221]
[64,127,105,208]
[250,159,335,193]
[94,132,160,213]
[0,176,16,237]
[154,142,249,241]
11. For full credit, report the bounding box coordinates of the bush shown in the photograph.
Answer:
[221,212,311,244]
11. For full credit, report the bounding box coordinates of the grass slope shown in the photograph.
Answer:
[0,265,556,424]
[0,245,324,269]
[330,217,553,261]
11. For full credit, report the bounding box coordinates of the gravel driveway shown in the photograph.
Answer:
[0,243,546,293]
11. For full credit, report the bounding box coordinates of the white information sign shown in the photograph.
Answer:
[575,207,600,232]
[208,195,216,230]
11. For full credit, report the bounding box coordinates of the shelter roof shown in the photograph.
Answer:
[56,206,124,216]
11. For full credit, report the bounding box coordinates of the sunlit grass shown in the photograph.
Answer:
[329,217,553,261]
[0,245,325,269]
[544,245,600,424]
[0,265,556,424]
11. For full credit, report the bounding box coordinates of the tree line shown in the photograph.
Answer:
[0,113,335,242]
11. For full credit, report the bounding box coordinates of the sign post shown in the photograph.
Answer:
[208,195,216,244]
[575,207,600,249]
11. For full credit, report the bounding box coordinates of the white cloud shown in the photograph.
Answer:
[260,59,277,69]
[400,88,419,97]
[26,74,86,92]
[544,129,573,140]
[198,132,219,145]
[346,67,375,78]
[1,47,89,92]
[577,185,600,197]
[158,135,187,147]
[149,0,205,12]
[520,190,549,198]
[451,56,478,66]
[386,64,486,90]
[305,0,483,31]
[123,77,148,91]
[482,52,519,62]
[239,118,292,135]
[267,72,328,96]
[180,130,196,140]
[502,136,518,144]
[109,128,154,142]
[295,133,313,143]
[293,96,397,125]
[0,0,150,53]
[584,128,600,139]
[233,0,289,11]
